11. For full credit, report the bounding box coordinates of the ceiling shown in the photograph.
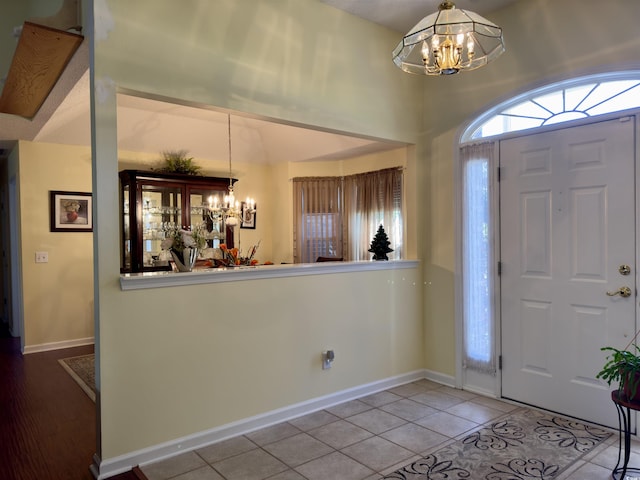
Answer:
[320,0,517,33]
[115,94,403,165]
[0,0,517,163]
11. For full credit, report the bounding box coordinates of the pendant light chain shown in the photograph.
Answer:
[205,113,256,233]
[228,114,233,191]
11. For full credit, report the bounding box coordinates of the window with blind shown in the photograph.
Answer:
[293,168,403,263]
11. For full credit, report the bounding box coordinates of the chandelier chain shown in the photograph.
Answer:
[228,114,233,190]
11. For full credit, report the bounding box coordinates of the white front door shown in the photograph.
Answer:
[500,116,636,428]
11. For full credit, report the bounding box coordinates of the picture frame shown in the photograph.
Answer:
[240,202,256,229]
[50,191,93,232]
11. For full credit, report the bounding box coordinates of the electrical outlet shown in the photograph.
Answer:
[322,350,335,370]
[35,251,48,263]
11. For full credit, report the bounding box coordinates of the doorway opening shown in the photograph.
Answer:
[458,71,640,427]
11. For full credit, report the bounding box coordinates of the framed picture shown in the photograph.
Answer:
[50,191,93,232]
[240,202,256,229]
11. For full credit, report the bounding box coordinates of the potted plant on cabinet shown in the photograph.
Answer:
[154,149,202,176]
[597,333,640,402]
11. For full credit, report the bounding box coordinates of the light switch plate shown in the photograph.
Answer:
[35,251,48,263]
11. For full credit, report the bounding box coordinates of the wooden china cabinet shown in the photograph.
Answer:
[119,170,236,273]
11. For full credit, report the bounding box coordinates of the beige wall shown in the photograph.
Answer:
[102,268,423,456]
[99,1,422,142]
[91,0,426,462]
[18,141,94,348]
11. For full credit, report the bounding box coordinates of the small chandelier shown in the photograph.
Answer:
[392,0,505,76]
[207,114,256,229]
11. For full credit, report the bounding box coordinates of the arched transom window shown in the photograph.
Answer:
[464,71,640,142]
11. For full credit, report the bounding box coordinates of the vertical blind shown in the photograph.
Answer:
[293,167,403,262]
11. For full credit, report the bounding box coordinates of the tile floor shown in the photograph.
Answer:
[140,379,640,480]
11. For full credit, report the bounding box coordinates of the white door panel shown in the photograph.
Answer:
[500,117,636,428]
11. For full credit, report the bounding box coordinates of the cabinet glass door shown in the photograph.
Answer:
[122,184,131,271]
[190,188,227,250]
[141,185,181,268]
[120,170,233,272]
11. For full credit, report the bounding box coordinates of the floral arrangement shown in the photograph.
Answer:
[62,200,81,212]
[219,241,260,266]
[161,222,208,264]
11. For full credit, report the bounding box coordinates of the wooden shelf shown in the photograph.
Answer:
[0,22,83,118]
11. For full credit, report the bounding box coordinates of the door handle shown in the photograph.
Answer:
[606,286,632,298]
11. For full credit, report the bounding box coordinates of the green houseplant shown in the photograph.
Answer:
[597,333,640,401]
[154,149,202,175]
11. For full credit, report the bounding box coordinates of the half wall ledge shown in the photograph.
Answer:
[119,260,420,291]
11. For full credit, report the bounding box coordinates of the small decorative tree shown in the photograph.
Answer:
[368,225,394,261]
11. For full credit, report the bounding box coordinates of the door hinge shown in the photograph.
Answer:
[497,261,502,275]
[497,166,501,182]
[499,355,503,370]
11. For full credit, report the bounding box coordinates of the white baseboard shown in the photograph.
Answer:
[23,336,94,354]
[92,369,429,479]
[423,368,455,388]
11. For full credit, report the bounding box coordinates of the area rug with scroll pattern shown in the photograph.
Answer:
[58,354,95,402]
[383,408,611,479]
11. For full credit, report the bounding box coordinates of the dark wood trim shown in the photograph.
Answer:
[132,466,149,479]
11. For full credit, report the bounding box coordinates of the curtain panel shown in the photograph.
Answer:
[292,177,343,263]
[343,167,403,261]
[461,142,496,375]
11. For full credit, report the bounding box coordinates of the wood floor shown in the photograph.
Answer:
[0,326,143,480]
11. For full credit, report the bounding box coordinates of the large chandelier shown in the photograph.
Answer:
[392,0,505,76]
[207,114,255,229]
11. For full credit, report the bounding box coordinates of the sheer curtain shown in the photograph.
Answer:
[292,177,343,263]
[461,142,496,374]
[343,168,403,260]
